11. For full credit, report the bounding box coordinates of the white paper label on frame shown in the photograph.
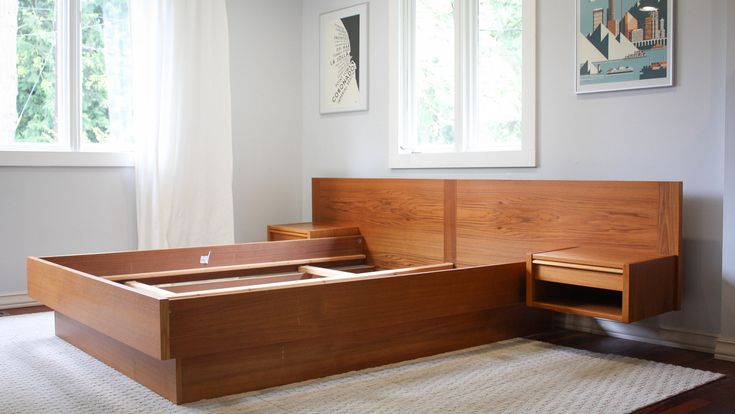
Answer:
[320,3,368,113]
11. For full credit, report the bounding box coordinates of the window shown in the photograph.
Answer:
[390,0,536,168]
[0,0,133,163]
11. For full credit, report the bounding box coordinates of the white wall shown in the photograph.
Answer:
[0,0,305,303]
[301,0,729,337]
[228,0,304,242]
[0,167,137,299]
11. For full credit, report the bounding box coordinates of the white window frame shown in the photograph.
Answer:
[0,0,134,167]
[389,0,536,169]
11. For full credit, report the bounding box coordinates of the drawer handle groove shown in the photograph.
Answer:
[531,259,623,274]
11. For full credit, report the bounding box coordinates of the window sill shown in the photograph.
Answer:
[0,151,135,167]
[389,150,536,169]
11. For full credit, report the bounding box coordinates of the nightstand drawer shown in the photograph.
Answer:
[532,260,623,291]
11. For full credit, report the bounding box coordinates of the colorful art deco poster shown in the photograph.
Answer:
[320,3,368,113]
[576,0,673,94]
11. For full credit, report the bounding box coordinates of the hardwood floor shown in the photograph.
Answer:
[0,305,50,316]
[529,330,734,414]
[2,307,731,412]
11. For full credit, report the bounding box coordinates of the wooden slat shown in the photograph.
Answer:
[350,262,454,277]
[155,272,314,294]
[176,305,551,403]
[27,257,167,359]
[108,259,367,286]
[43,236,365,277]
[125,281,178,298]
[166,263,527,359]
[311,178,446,269]
[154,264,376,292]
[106,254,366,282]
[156,263,455,298]
[55,313,179,402]
[298,265,352,278]
[300,263,454,278]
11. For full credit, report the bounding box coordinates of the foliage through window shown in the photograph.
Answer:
[392,0,535,168]
[0,0,132,151]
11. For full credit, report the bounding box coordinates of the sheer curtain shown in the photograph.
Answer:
[0,1,18,143]
[131,0,234,249]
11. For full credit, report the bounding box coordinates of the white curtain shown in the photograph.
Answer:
[131,0,234,249]
[0,1,18,143]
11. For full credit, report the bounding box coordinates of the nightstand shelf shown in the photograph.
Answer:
[526,247,678,323]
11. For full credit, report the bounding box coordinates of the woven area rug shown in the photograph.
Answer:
[0,312,723,413]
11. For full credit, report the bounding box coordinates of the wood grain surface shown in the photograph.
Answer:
[27,257,168,359]
[312,178,446,269]
[455,180,679,266]
[311,179,682,270]
[55,312,179,402]
[176,304,551,403]
[166,263,527,359]
[44,236,365,277]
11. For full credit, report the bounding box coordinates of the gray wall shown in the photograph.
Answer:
[301,0,729,336]
[0,167,137,295]
[0,0,304,300]
[228,0,304,243]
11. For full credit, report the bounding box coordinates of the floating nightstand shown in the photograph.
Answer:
[526,246,678,323]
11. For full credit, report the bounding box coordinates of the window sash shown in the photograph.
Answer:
[391,0,536,169]
[2,0,130,154]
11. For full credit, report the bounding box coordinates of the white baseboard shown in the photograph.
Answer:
[715,337,735,362]
[556,314,719,354]
[0,293,40,310]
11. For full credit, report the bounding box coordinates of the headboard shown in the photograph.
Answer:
[311,178,682,268]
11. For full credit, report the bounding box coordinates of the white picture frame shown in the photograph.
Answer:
[320,3,368,113]
[575,0,673,94]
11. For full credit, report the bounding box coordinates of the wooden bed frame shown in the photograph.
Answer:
[27,178,682,404]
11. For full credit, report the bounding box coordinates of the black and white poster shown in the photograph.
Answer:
[320,3,368,114]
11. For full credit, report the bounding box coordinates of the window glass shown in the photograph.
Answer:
[475,0,523,151]
[415,0,455,152]
[81,0,132,147]
[3,0,58,144]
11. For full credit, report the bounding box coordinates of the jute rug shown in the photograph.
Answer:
[0,312,723,413]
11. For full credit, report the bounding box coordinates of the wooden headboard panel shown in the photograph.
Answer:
[311,178,682,269]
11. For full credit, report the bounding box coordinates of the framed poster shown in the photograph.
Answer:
[320,3,368,114]
[576,0,673,94]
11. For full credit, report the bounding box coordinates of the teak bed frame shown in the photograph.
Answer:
[27,178,682,404]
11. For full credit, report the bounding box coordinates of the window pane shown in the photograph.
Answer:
[81,0,132,147]
[475,0,522,151]
[415,0,455,152]
[2,0,58,143]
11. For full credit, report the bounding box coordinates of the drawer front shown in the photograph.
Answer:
[533,264,623,291]
[268,231,307,241]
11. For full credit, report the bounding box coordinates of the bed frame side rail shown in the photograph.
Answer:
[27,257,169,360]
